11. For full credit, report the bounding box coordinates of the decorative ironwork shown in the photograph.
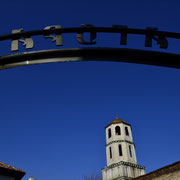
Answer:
[1,48,180,70]
[11,29,34,51]
[0,24,180,69]
[2,25,180,51]
[44,25,63,46]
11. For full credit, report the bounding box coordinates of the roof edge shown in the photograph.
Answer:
[105,119,131,129]
[0,162,26,180]
[133,161,180,180]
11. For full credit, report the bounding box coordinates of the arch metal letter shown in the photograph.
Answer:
[11,29,34,52]
[112,25,128,45]
[77,24,96,45]
[44,25,63,46]
[145,27,168,49]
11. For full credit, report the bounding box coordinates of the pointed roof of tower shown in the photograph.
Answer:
[105,117,131,128]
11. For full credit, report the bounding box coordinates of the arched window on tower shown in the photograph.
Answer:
[109,147,112,159]
[115,126,121,135]
[108,128,111,138]
[129,145,132,157]
[125,127,129,136]
[119,144,123,156]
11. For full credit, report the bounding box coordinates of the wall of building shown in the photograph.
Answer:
[106,123,133,145]
[105,123,137,166]
[0,175,14,180]
[102,163,145,180]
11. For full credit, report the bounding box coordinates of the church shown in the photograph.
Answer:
[101,117,146,180]
[101,117,180,180]
[0,117,179,180]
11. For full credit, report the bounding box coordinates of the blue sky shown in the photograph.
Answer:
[0,0,180,180]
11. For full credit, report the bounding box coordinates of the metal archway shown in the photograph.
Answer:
[1,47,180,70]
[0,25,180,69]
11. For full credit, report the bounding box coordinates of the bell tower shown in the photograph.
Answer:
[102,117,145,180]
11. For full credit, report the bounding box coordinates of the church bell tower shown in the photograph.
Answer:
[102,117,145,180]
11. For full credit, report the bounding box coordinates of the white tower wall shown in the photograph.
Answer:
[102,117,145,180]
[105,122,137,166]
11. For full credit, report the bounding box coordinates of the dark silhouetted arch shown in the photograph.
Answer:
[108,128,111,138]
[109,147,112,159]
[1,48,180,70]
[119,144,123,156]
[125,127,129,136]
[129,145,132,157]
[115,126,121,135]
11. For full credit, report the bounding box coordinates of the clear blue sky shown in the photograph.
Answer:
[0,0,180,180]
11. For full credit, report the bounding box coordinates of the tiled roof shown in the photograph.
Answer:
[110,117,127,124]
[133,161,180,180]
[0,161,25,180]
[106,117,130,128]
[0,162,25,173]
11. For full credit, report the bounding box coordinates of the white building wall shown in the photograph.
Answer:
[103,119,145,180]
[102,164,145,180]
[106,124,133,144]
[106,123,137,166]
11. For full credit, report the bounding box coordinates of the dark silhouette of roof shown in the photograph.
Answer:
[0,162,25,180]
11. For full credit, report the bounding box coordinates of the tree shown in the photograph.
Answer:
[83,174,102,180]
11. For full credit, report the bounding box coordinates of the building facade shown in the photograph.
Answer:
[102,117,145,180]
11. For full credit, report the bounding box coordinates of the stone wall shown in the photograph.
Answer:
[102,161,145,180]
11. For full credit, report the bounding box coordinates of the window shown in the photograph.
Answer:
[125,127,129,136]
[109,147,112,159]
[119,144,123,156]
[108,128,111,138]
[129,145,132,157]
[115,126,121,135]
